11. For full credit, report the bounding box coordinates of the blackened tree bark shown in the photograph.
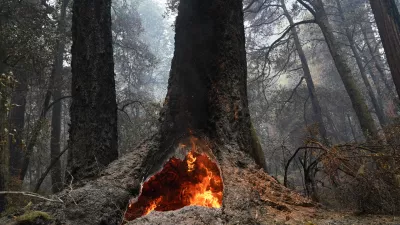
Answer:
[141,0,266,178]
[369,0,400,99]
[281,0,328,142]
[50,0,69,193]
[68,0,118,182]
[298,0,379,138]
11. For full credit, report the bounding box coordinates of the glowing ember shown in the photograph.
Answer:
[187,151,197,172]
[124,138,223,221]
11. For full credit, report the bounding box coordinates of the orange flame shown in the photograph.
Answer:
[124,137,223,221]
[143,197,162,216]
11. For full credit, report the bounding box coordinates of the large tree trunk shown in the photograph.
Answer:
[369,0,400,99]
[50,0,69,193]
[140,0,266,179]
[68,0,118,182]
[281,0,328,143]
[335,0,388,127]
[311,0,379,138]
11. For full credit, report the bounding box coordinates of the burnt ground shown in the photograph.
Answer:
[1,137,399,225]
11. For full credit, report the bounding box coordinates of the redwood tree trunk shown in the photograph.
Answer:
[141,0,266,178]
[369,0,400,99]
[68,0,118,182]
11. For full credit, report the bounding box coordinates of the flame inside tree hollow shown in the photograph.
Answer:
[124,137,223,221]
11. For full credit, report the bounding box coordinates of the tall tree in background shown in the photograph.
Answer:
[335,0,388,127]
[298,0,378,138]
[8,71,28,179]
[369,0,400,99]
[68,0,118,181]
[50,0,69,193]
[280,0,328,142]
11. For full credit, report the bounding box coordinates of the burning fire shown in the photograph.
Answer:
[124,137,223,221]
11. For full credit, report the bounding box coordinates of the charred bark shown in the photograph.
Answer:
[369,0,400,99]
[140,0,266,179]
[68,0,118,182]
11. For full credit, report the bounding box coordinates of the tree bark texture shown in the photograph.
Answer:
[369,0,400,99]
[68,0,118,181]
[311,0,379,138]
[141,0,266,178]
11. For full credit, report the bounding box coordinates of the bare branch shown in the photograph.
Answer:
[0,191,63,203]
[34,146,69,193]
[296,0,316,17]
[261,19,317,60]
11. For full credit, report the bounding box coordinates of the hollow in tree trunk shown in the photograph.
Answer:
[139,0,266,180]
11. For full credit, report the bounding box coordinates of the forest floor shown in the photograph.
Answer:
[309,211,400,225]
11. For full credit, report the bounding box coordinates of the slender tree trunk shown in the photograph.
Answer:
[50,0,69,193]
[366,64,388,118]
[369,0,400,99]
[361,25,395,95]
[0,75,14,212]
[0,88,8,213]
[335,0,387,127]
[311,0,378,138]
[281,0,328,142]
[140,0,266,178]
[68,0,118,182]
[360,25,398,116]
[20,74,54,181]
[8,71,28,178]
